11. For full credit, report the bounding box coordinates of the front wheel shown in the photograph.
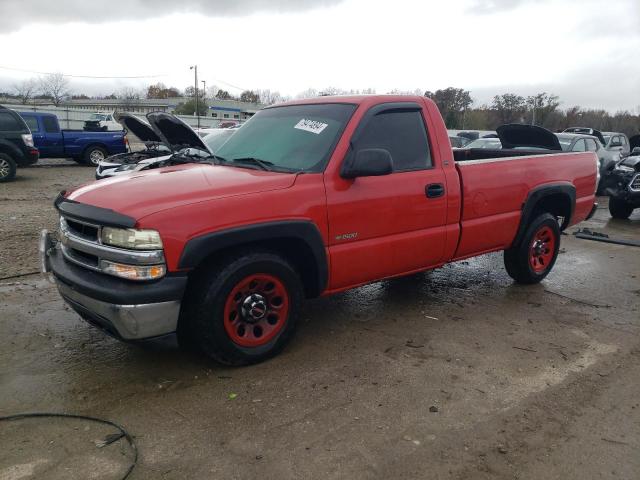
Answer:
[179,251,302,365]
[0,153,17,183]
[504,213,560,284]
[82,146,107,166]
[608,197,634,220]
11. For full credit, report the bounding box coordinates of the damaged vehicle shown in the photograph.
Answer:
[95,113,170,179]
[95,113,235,179]
[601,147,640,219]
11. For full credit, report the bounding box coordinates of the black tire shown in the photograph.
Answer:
[608,197,634,220]
[504,213,560,284]
[82,146,108,166]
[0,153,17,183]
[178,250,303,365]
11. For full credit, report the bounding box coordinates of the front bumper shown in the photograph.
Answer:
[18,148,39,167]
[41,230,187,340]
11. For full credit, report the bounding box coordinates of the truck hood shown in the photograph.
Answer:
[116,112,163,144]
[66,164,297,220]
[147,112,209,153]
[619,155,640,171]
[497,124,562,151]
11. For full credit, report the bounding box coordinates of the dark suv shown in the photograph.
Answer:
[0,105,39,182]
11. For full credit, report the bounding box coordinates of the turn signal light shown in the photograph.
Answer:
[100,260,166,281]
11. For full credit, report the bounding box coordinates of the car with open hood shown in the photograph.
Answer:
[95,113,236,179]
[95,113,170,178]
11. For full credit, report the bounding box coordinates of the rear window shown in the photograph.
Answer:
[356,109,432,171]
[42,116,59,133]
[23,116,39,132]
[0,111,26,132]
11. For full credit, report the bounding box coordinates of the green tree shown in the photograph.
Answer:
[424,87,472,129]
[526,92,560,126]
[216,89,233,100]
[240,90,260,103]
[491,93,527,125]
[174,98,208,116]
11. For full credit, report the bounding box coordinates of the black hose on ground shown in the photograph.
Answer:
[0,412,138,480]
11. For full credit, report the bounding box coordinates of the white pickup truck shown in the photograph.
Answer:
[84,112,122,132]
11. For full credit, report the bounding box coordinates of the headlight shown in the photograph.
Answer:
[100,260,166,281]
[101,227,163,250]
[115,163,138,172]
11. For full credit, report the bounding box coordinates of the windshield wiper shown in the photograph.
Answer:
[169,150,227,165]
[230,157,275,171]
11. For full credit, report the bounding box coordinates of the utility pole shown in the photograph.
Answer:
[190,65,200,129]
[531,96,537,126]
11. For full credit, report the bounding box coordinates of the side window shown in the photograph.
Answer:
[42,116,60,133]
[572,139,586,152]
[585,139,598,152]
[23,116,39,132]
[0,111,23,131]
[355,110,432,171]
[621,136,628,146]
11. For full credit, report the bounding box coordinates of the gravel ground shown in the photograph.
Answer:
[1,162,639,479]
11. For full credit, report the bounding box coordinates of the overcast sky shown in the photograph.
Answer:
[0,0,638,111]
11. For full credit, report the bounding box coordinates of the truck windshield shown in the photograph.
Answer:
[89,114,108,121]
[215,103,356,173]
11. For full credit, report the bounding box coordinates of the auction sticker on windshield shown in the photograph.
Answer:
[294,119,328,135]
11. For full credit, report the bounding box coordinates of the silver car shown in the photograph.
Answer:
[601,132,631,158]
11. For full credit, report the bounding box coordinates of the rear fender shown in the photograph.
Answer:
[512,183,575,247]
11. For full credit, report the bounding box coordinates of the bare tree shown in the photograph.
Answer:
[12,78,37,104]
[40,73,70,106]
[255,89,284,105]
[117,87,141,108]
[295,88,319,99]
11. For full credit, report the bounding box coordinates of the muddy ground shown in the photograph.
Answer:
[1,161,639,479]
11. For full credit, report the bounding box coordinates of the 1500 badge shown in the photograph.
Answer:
[335,232,358,241]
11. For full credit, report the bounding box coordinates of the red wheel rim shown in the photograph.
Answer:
[223,274,290,347]
[529,226,556,273]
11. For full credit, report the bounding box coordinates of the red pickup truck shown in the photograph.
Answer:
[41,95,598,365]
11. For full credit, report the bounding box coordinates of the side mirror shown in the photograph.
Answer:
[341,148,393,179]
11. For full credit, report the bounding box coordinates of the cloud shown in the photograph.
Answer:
[0,0,343,33]
[466,0,543,14]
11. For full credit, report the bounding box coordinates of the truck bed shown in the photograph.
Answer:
[452,151,597,259]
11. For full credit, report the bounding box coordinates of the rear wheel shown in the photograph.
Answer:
[504,213,560,284]
[82,146,107,166]
[179,251,302,365]
[608,197,634,220]
[0,153,17,183]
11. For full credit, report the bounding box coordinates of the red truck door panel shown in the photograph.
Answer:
[324,105,448,290]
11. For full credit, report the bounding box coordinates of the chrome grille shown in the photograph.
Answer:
[630,174,640,192]
[64,218,99,241]
[58,215,165,274]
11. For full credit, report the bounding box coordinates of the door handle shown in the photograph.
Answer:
[425,183,445,198]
